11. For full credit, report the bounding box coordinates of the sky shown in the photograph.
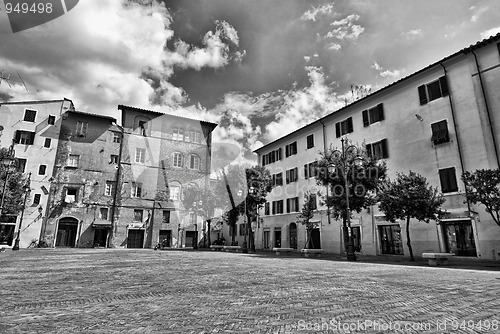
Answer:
[1,0,500,164]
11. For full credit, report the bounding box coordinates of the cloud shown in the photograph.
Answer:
[300,3,336,22]
[325,14,364,40]
[480,26,500,39]
[328,43,341,50]
[401,29,422,40]
[470,6,488,23]
[371,61,401,78]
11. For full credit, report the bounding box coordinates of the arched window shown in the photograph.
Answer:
[172,152,184,168]
[188,154,200,170]
[169,181,182,201]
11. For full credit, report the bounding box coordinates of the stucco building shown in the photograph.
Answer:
[253,33,500,260]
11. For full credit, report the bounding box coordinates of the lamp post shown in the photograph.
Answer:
[12,173,31,251]
[327,138,363,261]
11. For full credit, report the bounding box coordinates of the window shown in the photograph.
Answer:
[285,142,297,157]
[43,138,51,148]
[306,134,314,149]
[15,131,35,145]
[285,167,298,184]
[65,188,78,203]
[99,208,109,220]
[134,209,143,222]
[105,181,115,196]
[67,154,79,168]
[75,121,88,137]
[362,104,384,127]
[162,210,171,224]
[23,109,36,122]
[113,133,121,143]
[286,197,299,213]
[135,148,146,163]
[172,127,185,141]
[309,193,317,210]
[262,148,282,166]
[272,172,283,186]
[304,161,319,179]
[138,120,148,136]
[169,183,181,201]
[38,165,46,175]
[189,154,200,170]
[131,182,142,198]
[264,202,270,215]
[431,120,450,145]
[17,158,27,173]
[335,117,353,137]
[48,115,56,125]
[33,194,41,205]
[110,155,119,164]
[366,139,389,160]
[418,76,449,105]
[272,200,284,214]
[173,152,183,168]
[439,167,458,193]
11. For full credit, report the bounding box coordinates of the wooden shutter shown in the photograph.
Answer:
[277,148,282,160]
[286,199,291,213]
[439,169,450,193]
[295,197,299,212]
[335,122,341,138]
[347,117,353,133]
[285,145,289,157]
[381,139,389,158]
[272,201,276,214]
[14,131,21,143]
[362,110,369,127]
[304,164,309,179]
[286,170,290,184]
[366,143,372,158]
[292,142,297,155]
[418,85,428,105]
[439,76,449,96]
[377,104,385,121]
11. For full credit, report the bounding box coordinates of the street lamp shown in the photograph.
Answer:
[327,137,363,261]
[12,173,31,251]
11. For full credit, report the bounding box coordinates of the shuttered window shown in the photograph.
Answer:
[362,104,385,127]
[418,76,449,105]
[306,134,314,149]
[366,139,389,160]
[431,120,450,144]
[335,117,353,138]
[439,167,458,193]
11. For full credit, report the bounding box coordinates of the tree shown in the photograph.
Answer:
[181,185,218,247]
[0,148,27,218]
[315,141,387,251]
[377,171,446,261]
[296,191,317,249]
[462,169,500,228]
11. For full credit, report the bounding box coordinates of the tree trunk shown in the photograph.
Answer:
[406,216,414,262]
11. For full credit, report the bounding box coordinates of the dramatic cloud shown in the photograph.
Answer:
[300,3,336,22]
[326,14,364,40]
[480,26,500,39]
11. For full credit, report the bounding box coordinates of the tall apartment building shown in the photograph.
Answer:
[0,99,74,248]
[253,33,500,260]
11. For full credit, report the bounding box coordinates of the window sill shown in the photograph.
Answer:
[442,191,462,196]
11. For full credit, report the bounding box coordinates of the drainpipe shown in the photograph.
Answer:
[470,50,500,168]
[109,124,124,248]
[439,62,471,214]
[318,120,331,226]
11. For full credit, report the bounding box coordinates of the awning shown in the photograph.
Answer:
[92,219,112,228]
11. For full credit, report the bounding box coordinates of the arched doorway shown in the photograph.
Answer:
[289,223,297,249]
[56,217,79,247]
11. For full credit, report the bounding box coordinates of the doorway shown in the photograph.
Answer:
[127,229,144,248]
[289,223,297,249]
[56,218,79,247]
[185,231,198,248]
[263,229,270,249]
[93,229,108,247]
[159,230,172,248]
[307,228,321,249]
[442,220,476,256]
[379,225,403,255]
[274,228,281,248]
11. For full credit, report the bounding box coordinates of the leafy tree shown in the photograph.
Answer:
[377,171,446,261]
[462,169,500,228]
[296,191,317,249]
[315,142,387,250]
[181,185,218,247]
[0,148,27,218]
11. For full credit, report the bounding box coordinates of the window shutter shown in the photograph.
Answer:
[292,142,297,155]
[366,143,372,158]
[285,145,290,157]
[347,117,353,133]
[304,164,309,179]
[381,139,389,158]
[418,85,428,105]
[277,148,282,160]
[262,155,266,166]
[29,132,35,145]
[362,110,369,127]
[378,104,385,121]
[449,168,458,192]
[295,197,299,212]
[431,122,440,142]
[439,169,450,193]
[286,199,291,213]
[294,167,298,181]
[335,122,341,138]
[439,76,449,96]
[14,131,20,143]
[272,201,276,215]
[286,170,290,184]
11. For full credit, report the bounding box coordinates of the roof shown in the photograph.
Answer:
[69,110,117,122]
[254,32,500,153]
[118,104,218,128]
[0,98,72,105]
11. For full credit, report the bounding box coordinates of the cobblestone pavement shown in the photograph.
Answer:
[1,249,499,334]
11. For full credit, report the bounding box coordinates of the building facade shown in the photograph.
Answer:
[0,99,74,248]
[253,34,500,260]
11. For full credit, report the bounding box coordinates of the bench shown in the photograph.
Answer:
[273,247,294,255]
[210,245,224,251]
[223,245,242,253]
[422,252,455,266]
[301,249,324,258]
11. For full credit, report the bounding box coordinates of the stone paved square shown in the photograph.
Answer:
[1,249,499,334]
